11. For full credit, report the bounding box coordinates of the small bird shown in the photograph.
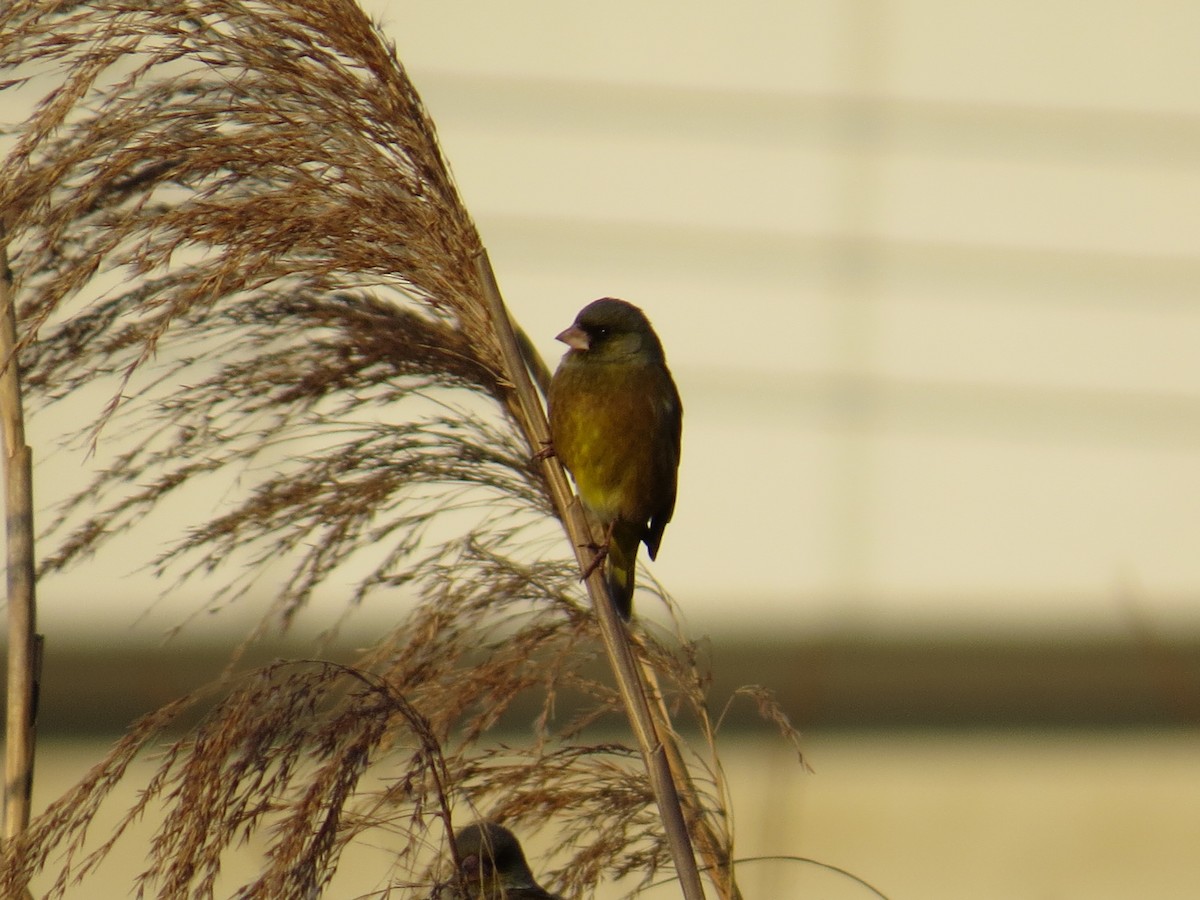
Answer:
[451,821,562,900]
[547,298,682,619]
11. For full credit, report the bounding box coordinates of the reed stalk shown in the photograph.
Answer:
[477,249,709,900]
[0,3,803,895]
[1,215,41,900]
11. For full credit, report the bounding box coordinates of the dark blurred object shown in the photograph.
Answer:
[17,632,1200,734]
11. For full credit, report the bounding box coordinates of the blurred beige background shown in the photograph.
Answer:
[33,733,1200,899]
[5,2,1200,899]
[22,0,1200,640]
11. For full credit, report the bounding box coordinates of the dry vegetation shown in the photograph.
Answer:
[0,2,802,897]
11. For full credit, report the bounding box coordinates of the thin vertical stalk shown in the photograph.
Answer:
[1,217,41,884]
[638,657,743,900]
[475,250,708,900]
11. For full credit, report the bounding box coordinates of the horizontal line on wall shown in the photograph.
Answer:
[419,73,1200,167]
[483,215,1200,310]
[685,369,1200,447]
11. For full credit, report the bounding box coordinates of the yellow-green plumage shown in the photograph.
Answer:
[547,298,682,619]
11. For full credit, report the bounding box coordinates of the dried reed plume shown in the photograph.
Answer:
[0,1,804,897]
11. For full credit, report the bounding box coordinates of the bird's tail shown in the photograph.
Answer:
[605,521,641,620]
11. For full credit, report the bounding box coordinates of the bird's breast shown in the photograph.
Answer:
[548,359,678,526]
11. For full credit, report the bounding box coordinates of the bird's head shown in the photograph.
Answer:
[556,297,665,363]
[453,822,538,897]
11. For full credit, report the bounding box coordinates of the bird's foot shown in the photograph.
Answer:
[532,440,555,462]
[578,540,609,581]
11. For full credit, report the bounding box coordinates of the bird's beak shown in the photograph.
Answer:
[556,324,590,351]
[460,853,481,878]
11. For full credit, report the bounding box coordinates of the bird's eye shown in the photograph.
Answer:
[592,326,609,339]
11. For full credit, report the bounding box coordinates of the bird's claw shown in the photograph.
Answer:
[532,440,555,463]
[578,541,608,581]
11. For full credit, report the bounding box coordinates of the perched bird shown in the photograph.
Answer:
[451,821,562,900]
[547,298,682,619]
